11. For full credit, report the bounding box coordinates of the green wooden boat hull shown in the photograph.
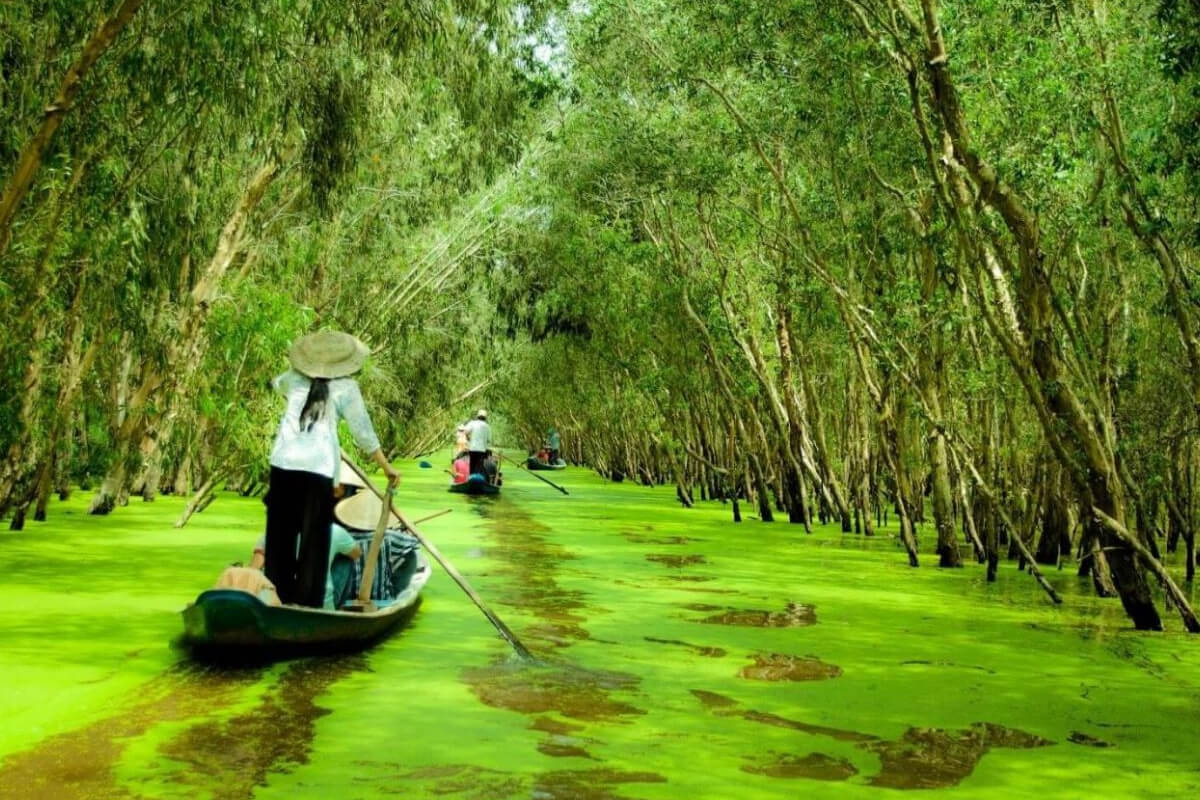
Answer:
[181,554,430,658]
[526,457,566,471]
[448,475,500,495]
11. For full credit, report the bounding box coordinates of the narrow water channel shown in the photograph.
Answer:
[1,462,1198,798]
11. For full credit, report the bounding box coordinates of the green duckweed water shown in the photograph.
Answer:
[2,460,1199,799]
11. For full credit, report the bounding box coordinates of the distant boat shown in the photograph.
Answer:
[526,456,566,471]
[181,539,429,658]
[449,473,501,495]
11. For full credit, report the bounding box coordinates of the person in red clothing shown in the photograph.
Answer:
[452,455,470,484]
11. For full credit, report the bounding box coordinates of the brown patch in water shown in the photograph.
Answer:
[646,554,707,567]
[1068,731,1112,747]
[532,768,667,800]
[663,575,717,583]
[522,619,592,648]
[404,764,474,779]
[157,655,364,796]
[691,691,1053,788]
[538,739,595,759]
[622,532,698,545]
[0,665,260,799]
[690,689,740,712]
[398,764,524,799]
[475,503,589,652]
[866,722,1053,789]
[462,661,644,721]
[698,602,816,627]
[741,752,858,781]
[644,637,727,658]
[901,659,995,674]
[739,653,842,681]
[742,710,878,743]
[530,716,585,735]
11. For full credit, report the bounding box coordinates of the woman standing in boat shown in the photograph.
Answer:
[265,330,399,607]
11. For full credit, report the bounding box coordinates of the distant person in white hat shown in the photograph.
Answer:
[454,424,469,459]
[463,409,491,478]
[264,330,399,608]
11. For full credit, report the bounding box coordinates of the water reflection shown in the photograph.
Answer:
[157,655,365,796]
[0,663,261,799]
[691,690,1054,788]
[460,501,645,765]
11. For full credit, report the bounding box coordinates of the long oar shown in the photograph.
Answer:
[342,458,534,661]
[498,451,569,496]
[411,508,452,525]
[344,479,397,613]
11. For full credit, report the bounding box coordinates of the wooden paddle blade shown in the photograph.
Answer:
[355,485,394,607]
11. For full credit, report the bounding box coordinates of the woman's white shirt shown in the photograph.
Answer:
[268,370,381,481]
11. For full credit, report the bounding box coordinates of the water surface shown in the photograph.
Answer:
[2,462,1199,798]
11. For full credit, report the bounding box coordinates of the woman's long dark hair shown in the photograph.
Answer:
[299,378,330,432]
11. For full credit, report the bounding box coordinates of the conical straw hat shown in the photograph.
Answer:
[334,490,402,532]
[338,457,368,489]
[288,330,369,379]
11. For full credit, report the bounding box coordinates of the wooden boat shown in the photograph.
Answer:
[181,552,430,658]
[449,473,500,495]
[526,456,566,471]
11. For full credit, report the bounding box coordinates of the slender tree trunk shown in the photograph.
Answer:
[907,0,1160,628]
[0,0,145,255]
[175,469,224,528]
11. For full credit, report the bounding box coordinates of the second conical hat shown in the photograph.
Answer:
[338,457,368,489]
[334,489,402,532]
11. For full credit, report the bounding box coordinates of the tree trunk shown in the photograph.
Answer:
[175,470,223,528]
[910,0,1160,628]
[0,0,146,254]
[1036,467,1072,565]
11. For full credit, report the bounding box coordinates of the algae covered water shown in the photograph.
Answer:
[1,461,1199,799]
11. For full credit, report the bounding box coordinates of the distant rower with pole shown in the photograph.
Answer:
[463,409,491,479]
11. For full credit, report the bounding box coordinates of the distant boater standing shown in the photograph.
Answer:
[547,426,561,465]
[265,330,399,607]
[464,409,491,477]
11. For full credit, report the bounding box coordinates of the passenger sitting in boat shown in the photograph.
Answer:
[483,450,500,485]
[452,455,470,484]
[250,525,362,609]
[536,447,550,463]
[454,424,469,460]
[333,491,421,602]
[213,565,281,606]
